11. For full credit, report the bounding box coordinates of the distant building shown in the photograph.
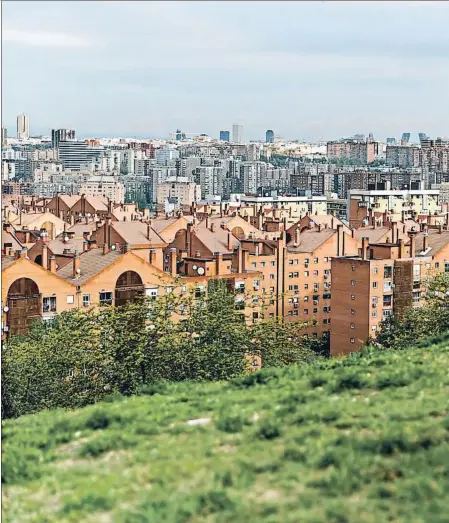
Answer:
[232,124,243,144]
[17,114,30,140]
[401,132,411,145]
[52,129,75,149]
[1,127,7,146]
[386,137,396,145]
[79,176,125,203]
[156,177,201,208]
[219,131,230,142]
[265,130,274,143]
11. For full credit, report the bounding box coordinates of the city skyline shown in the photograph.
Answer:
[3,1,449,139]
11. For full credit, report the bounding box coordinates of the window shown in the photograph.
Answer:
[383,309,393,318]
[304,258,310,264]
[435,262,440,269]
[384,266,392,279]
[293,310,299,316]
[304,296,309,302]
[313,270,318,276]
[270,261,276,267]
[269,313,274,318]
[314,258,319,264]
[413,292,421,303]
[313,308,318,314]
[324,269,330,276]
[350,323,355,329]
[253,280,260,290]
[304,271,309,277]
[324,257,329,262]
[445,262,449,273]
[260,262,266,267]
[350,337,355,344]
[251,262,257,268]
[323,318,330,325]
[351,294,355,300]
[99,292,113,306]
[372,310,377,317]
[252,312,259,323]
[384,281,392,292]
[66,295,74,304]
[195,285,205,298]
[314,283,319,292]
[351,280,356,286]
[304,309,309,315]
[372,296,378,307]
[323,293,331,300]
[166,286,174,294]
[43,296,56,313]
[304,284,309,290]
[372,267,378,275]
[372,282,377,289]
[383,295,392,307]
[289,259,294,265]
[352,265,356,271]
[146,288,158,299]
[270,287,275,293]
[270,274,275,280]
[82,294,90,307]
[351,308,355,315]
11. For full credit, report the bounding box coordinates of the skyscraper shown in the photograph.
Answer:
[232,124,243,144]
[401,133,410,144]
[16,114,30,140]
[265,130,274,143]
[418,133,428,144]
[52,129,75,149]
[219,130,230,142]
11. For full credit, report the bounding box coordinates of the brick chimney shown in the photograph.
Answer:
[227,231,233,251]
[215,252,223,275]
[83,241,89,253]
[50,255,57,273]
[205,216,210,229]
[391,221,398,243]
[439,224,443,234]
[398,239,404,259]
[72,251,81,279]
[186,223,193,256]
[337,224,345,256]
[210,222,215,233]
[423,228,429,251]
[294,227,300,245]
[42,244,48,269]
[147,223,152,240]
[103,244,109,255]
[170,247,177,274]
[408,231,417,258]
[361,236,369,261]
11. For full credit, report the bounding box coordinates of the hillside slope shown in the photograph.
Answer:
[3,334,449,523]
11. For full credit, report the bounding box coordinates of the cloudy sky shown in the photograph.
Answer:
[3,1,449,141]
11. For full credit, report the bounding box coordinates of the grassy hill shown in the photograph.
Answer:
[3,334,449,523]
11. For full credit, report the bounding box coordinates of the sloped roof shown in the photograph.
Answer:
[194,226,240,254]
[353,226,391,243]
[414,229,449,256]
[84,196,108,212]
[1,256,17,271]
[59,195,80,208]
[67,221,98,238]
[57,248,122,285]
[46,237,85,255]
[287,228,336,253]
[303,215,351,235]
[111,221,167,247]
[2,228,23,252]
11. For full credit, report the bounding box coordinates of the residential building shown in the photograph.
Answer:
[79,176,125,203]
[156,177,201,209]
[219,131,230,142]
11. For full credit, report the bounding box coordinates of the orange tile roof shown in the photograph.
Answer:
[57,248,122,284]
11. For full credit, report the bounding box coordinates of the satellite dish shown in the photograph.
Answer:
[192,265,198,271]
[3,306,9,312]
[197,267,205,275]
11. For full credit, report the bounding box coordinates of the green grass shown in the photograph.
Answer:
[3,333,449,523]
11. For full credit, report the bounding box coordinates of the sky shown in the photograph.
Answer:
[2,1,449,141]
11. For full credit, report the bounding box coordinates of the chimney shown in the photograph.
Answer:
[205,216,210,229]
[186,223,193,256]
[295,227,300,245]
[227,231,233,251]
[123,243,129,254]
[361,236,369,261]
[398,239,404,259]
[49,255,57,273]
[391,221,398,243]
[107,216,112,248]
[439,224,443,234]
[423,229,429,251]
[170,247,177,274]
[237,245,244,273]
[257,212,263,231]
[103,244,109,255]
[210,222,215,233]
[337,224,345,256]
[147,223,152,240]
[215,252,223,275]
[83,241,88,253]
[72,251,80,279]
[368,208,374,226]
[351,227,355,239]
[408,231,416,258]
[42,244,48,269]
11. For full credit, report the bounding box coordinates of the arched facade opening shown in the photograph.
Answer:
[7,278,41,336]
[114,271,144,307]
[231,226,245,240]
[41,221,54,239]
[34,254,43,266]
